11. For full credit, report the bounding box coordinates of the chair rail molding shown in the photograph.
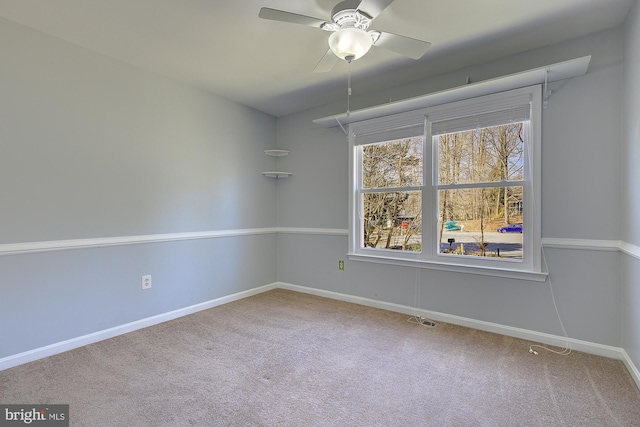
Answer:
[0,228,278,256]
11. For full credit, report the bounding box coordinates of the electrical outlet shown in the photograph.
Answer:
[142,275,152,290]
[338,260,345,271]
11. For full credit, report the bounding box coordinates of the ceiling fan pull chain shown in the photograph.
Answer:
[347,58,353,117]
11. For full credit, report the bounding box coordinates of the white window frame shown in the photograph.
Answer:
[348,85,545,281]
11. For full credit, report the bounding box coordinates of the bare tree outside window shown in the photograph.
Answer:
[350,86,540,274]
[437,123,525,259]
[361,138,423,251]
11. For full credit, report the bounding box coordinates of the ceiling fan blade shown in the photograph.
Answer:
[374,31,431,60]
[313,49,339,73]
[258,7,328,28]
[357,0,396,19]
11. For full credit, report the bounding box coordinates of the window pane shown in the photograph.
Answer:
[438,123,524,185]
[362,191,422,252]
[437,187,523,260]
[362,137,423,189]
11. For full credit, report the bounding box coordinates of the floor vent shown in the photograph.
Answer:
[407,316,437,328]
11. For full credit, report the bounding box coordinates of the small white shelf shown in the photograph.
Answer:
[264,149,289,157]
[262,171,292,179]
[263,149,291,179]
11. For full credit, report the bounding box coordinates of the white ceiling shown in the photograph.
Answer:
[0,0,634,117]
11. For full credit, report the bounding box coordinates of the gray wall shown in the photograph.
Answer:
[276,27,625,347]
[0,18,278,358]
[623,0,640,374]
[1,7,637,367]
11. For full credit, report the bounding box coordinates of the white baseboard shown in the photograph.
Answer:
[0,283,278,371]
[3,280,639,392]
[276,282,640,387]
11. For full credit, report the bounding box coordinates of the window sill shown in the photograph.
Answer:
[347,253,548,282]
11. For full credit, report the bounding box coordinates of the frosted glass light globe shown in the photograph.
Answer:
[328,28,373,61]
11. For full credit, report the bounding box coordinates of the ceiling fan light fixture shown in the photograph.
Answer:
[328,27,373,62]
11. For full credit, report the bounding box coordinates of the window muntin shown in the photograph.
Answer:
[349,85,541,274]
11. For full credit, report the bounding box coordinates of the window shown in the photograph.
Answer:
[348,86,542,279]
[361,136,423,252]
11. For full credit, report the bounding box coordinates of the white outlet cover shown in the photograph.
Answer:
[142,275,152,289]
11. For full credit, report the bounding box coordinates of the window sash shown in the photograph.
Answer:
[436,180,525,190]
[360,186,423,193]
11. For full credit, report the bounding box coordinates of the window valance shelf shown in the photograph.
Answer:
[313,56,590,128]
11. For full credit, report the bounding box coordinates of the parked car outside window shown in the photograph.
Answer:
[497,223,523,233]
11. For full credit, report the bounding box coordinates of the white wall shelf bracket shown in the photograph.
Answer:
[336,118,348,136]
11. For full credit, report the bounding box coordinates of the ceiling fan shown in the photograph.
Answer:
[259,0,431,72]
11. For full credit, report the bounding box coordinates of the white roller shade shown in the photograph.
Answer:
[351,112,425,146]
[430,92,532,136]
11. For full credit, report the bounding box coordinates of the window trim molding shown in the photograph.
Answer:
[348,85,543,278]
[346,253,548,282]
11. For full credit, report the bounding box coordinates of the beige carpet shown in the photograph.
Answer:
[1,289,639,426]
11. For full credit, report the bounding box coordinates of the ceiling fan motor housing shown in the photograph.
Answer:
[330,0,372,30]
